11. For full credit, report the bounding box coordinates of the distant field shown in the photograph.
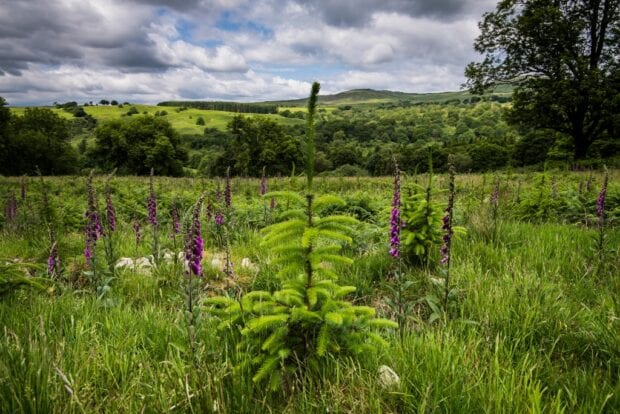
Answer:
[10,104,305,135]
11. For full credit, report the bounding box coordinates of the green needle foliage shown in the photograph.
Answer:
[205,82,396,391]
[401,165,443,266]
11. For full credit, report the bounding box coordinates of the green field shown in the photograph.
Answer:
[0,171,618,413]
[10,104,305,135]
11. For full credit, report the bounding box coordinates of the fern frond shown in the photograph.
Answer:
[367,318,399,329]
[314,195,346,212]
[324,312,343,326]
[252,355,280,383]
[276,209,306,221]
[263,191,305,205]
[317,229,352,243]
[245,314,289,334]
[317,324,330,356]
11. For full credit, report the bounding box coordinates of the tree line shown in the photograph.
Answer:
[157,101,278,114]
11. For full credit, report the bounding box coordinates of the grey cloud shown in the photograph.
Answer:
[294,0,495,27]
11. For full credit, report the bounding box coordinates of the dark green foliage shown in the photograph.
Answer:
[91,115,187,176]
[196,116,205,126]
[0,107,78,175]
[400,178,443,266]
[0,260,49,298]
[465,0,620,159]
[158,100,278,114]
[468,141,509,171]
[212,115,303,176]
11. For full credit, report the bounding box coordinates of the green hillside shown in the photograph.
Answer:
[8,87,513,134]
[263,85,513,107]
[10,104,304,135]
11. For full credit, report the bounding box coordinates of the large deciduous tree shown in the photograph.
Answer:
[465,0,619,159]
[92,116,187,176]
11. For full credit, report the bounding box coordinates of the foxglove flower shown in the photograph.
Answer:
[48,241,58,276]
[185,196,205,277]
[147,169,157,226]
[225,167,232,208]
[215,212,224,226]
[440,164,456,266]
[389,162,401,258]
[260,168,267,196]
[133,221,141,245]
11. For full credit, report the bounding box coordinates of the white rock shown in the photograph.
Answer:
[378,365,400,388]
[162,251,174,263]
[135,257,153,268]
[115,257,134,270]
[211,258,223,269]
[240,257,259,273]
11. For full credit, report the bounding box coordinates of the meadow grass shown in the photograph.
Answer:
[0,173,618,413]
[10,104,305,135]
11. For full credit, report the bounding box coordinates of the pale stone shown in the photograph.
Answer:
[378,365,400,388]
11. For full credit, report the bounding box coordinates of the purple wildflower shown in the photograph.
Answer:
[185,196,205,277]
[389,162,401,258]
[225,167,232,208]
[597,172,608,226]
[47,241,58,276]
[215,211,224,226]
[147,169,157,226]
[440,164,456,266]
[133,221,141,245]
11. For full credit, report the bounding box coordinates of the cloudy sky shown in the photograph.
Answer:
[0,0,497,105]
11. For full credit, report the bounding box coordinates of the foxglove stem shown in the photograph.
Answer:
[105,179,116,233]
[185,195,205,277]
[225,167,232,208]
[84,171,101,268]
[260,167,267,196]
[133,221,141,245]
[171,202,181,236]
[147,169,158,226]
[441,163,456,309]
[389,162,401,258]
[48,241,58,277]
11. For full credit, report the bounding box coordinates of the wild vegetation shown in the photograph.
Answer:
[0,167,618,412]
[0,82,618,412]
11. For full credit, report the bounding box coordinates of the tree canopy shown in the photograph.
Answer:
[0,103,78,175]
[91,115,187,176]
[465,0,619,159]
